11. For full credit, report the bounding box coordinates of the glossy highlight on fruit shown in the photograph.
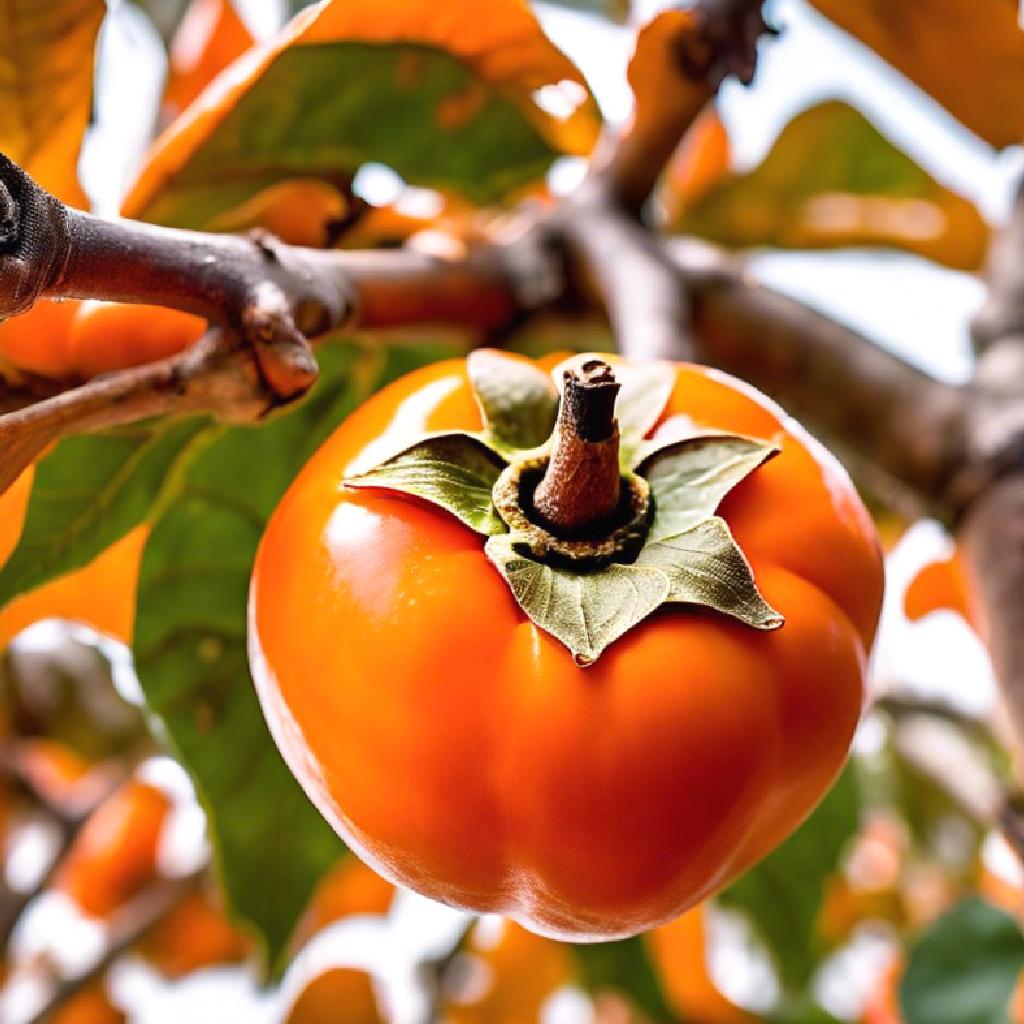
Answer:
[248,352,883,940]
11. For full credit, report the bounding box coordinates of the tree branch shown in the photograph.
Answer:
[589,0,774,215]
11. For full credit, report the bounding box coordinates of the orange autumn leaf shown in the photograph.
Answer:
[810,0,1024,149]
[903,550,977,629]
[661,106,731,219]
[647,906,757,1024]
[0,0,105,207]
[162,0,255,125]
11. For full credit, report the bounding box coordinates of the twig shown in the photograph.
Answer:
[22,870,204,1024]
[0,755,134,950]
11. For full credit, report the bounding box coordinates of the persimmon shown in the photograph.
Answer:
[139,889,250,977]
[249,350,882,940]
[446,919,571,1024]
[59,778,171,917]
[0,300,204,379]
[647,906,756,1023]
[0,299,80,376]
[66,302,206,378]
[292,858,394,950]
[50,983,126,1024]
[284,966,382,1024]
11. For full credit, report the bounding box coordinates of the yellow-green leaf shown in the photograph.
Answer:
[673,100,990,271]
[122,0,601,225]
[0,0,105,206]
[467,349,558,453]
[810,0,1024,149]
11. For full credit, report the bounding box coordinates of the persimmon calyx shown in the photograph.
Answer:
[346,350,783,665]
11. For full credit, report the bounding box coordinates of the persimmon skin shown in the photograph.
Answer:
[249,357,883,941]
[59,779,171,917]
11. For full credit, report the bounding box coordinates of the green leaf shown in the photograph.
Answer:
[123,0,599,224]
[484,533,670,666]
[133,340,448,969]
[900,899,1024,1024]
[466,349,558,452]
[0,419,212,608]
[673,100,989,271]
[550,355,676,469]
[641,434,779,540]
[346,432,508,535]
[571,936,674,1022]
[638,517,783,630]
[719,765,861,992]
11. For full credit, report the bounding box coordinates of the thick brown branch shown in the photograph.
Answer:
[670,241,969,520]
[558,192,693,361]
[953,176,1024,767]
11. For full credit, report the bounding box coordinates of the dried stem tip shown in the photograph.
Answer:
[533,359,622,533]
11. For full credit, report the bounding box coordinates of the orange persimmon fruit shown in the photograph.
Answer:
[59,778,171,917]
[249,352,882,940]
[139,889,250,977]
[284,967,383,1024]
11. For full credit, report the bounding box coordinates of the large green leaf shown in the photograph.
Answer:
[133,340,448,969]
[674,100,989,271]
[901,899,1024,1024]
[719,764,861,992]
[123,0,599,225]
[0,419,213,608]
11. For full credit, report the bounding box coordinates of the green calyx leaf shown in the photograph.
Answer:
[640,433,780,540]
[484,533,670,666]
[467,350,558,453]
[344,356,783,665]
[637,517,784,629]
[345,432,508,535]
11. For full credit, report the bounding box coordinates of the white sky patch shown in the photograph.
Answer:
[548,156,589,196]
[394,186,446,220]
[532,79,590,120]
[352,162,406,207]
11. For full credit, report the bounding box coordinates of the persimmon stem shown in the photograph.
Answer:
[533,359,622,533]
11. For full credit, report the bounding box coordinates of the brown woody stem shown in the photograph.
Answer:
[533,359,622,532]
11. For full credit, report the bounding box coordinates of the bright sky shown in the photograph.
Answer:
[29,1,1011,1021]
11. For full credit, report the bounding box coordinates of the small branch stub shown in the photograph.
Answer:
[533,359,622,533]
